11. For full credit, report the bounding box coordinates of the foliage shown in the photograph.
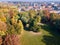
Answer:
[1,4,60,45]
[0,14,6,22]
[29,10,36,18]
[41,16,49,23]
[39,10,50,23]
[29,16,41,32]
[20,12,30,24]
[50,13,60,21]
[0,31,5,36]
[0,36,3,45]
[7,20,23,35]
[13,20,24,34]
[0,21,7,36]
[3,34,20,45]
[30,25,41,32]
[52,19,60,32]
[0,5,22,45]
[38,10,44,16]
[9,9,18,18]
[43,10,50,19]
[6,9,24,34]
[47,13,60,32]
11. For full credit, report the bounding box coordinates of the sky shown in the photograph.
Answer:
[0,0,60,2]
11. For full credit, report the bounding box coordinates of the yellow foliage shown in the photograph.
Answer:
[0,15,6,22]
[0,31,5,36]
[29,10,36,18]
[11,16,17,24]
[3,9,9,13]
[18,20,24,30]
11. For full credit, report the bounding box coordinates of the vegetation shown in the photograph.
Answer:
[20,27,60,45]
[0,36,3,45]
[3,34,20,45]
[0,5,60,45]
[50,13,60,32]
[29,15,41,32]
[0,6,23,45]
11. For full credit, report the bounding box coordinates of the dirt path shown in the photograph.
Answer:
[29,31,42,35]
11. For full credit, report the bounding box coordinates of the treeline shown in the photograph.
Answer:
[18,10,60,32]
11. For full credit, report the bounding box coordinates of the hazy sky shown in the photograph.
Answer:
[0,0,60,2]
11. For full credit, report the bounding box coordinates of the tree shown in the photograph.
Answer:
[29,16,41,32]
[3,34,20,45]
[0,21,7,36]
[40,10,50,24]
[43,9,50,19]
[50,13,60,32]
[13,20,24,34]
[0,13,6,22]
[29,10,36,18]
[7,20,24,35]
[50,13,60,21]
[9,9,18,18]
[54,19,60,29]
[19,12,30,27]
[38,10,44,16]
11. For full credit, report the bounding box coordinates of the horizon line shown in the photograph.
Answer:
[0,0,60,2]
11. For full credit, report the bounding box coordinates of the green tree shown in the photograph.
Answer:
[19,12,30,27]
[54,19,60,29]
[29,16,41,32]
[50,13,60,32]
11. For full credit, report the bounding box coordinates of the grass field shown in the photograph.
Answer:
[20,25,60,45]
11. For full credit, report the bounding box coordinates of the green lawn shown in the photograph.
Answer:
[20,25,60,45]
